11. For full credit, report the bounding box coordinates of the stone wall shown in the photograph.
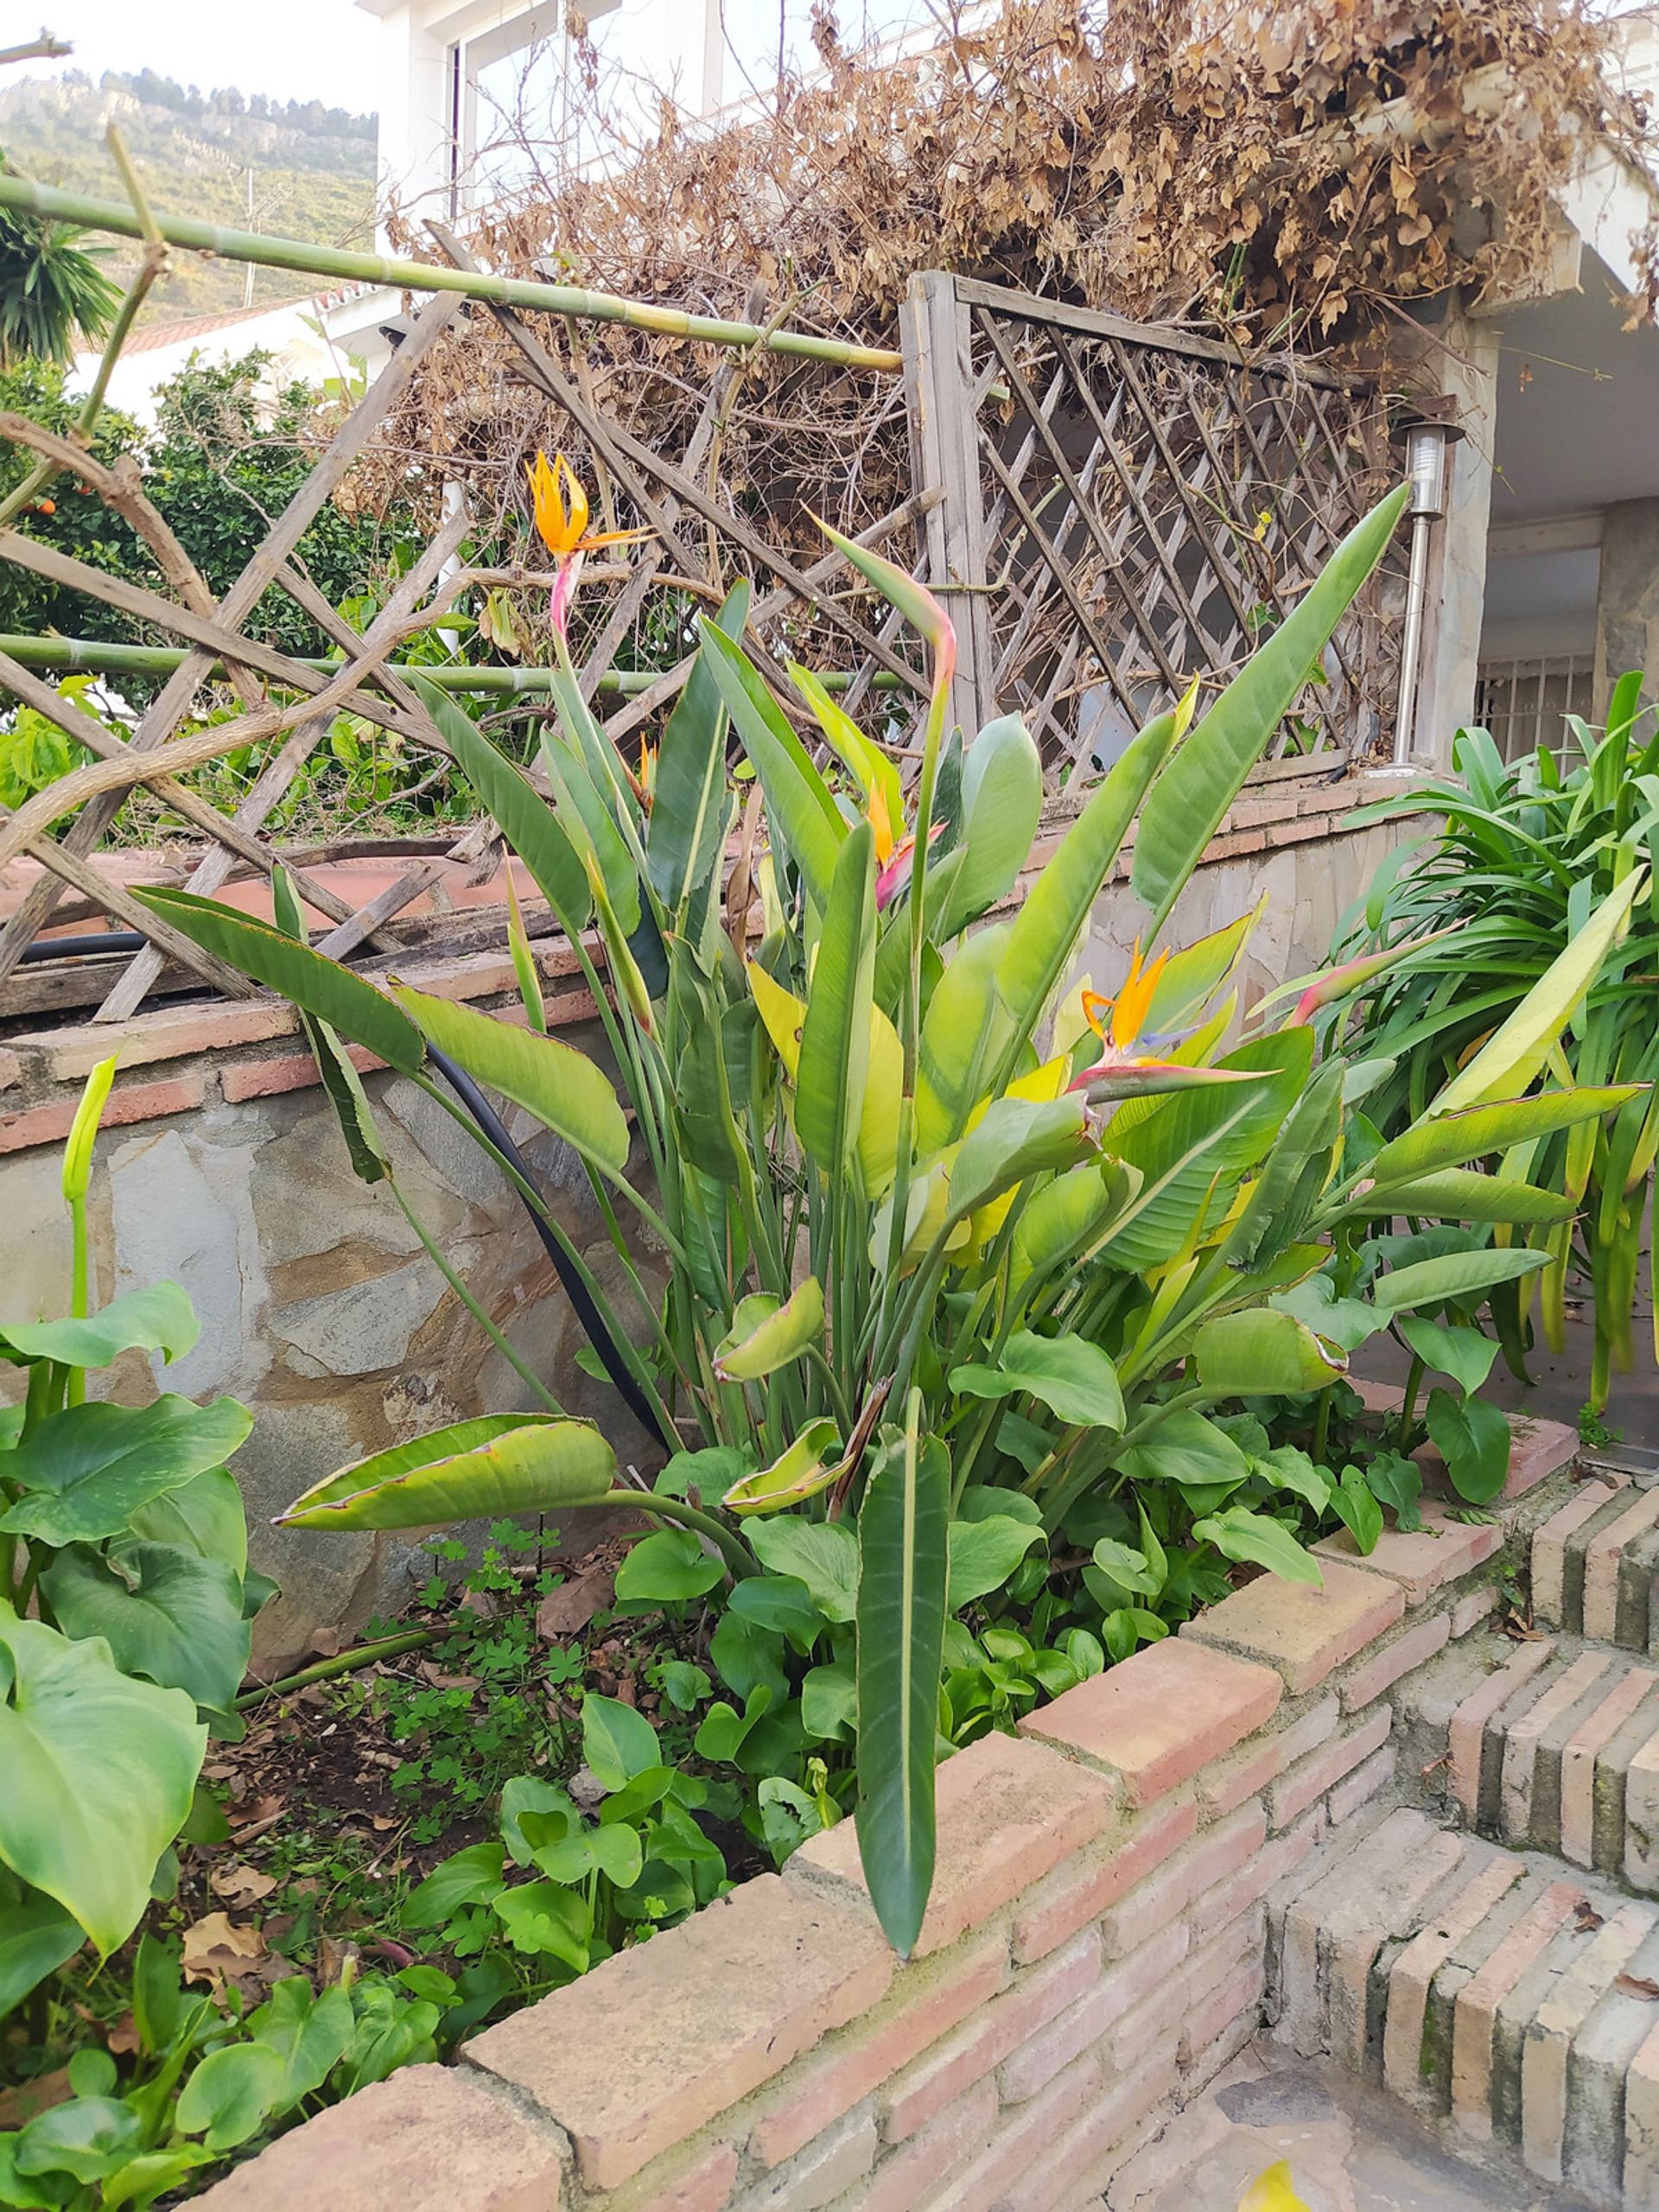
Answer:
[0,770,1429,1662]
[185,1416,1578,2212]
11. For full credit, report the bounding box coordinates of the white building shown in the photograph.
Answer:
[67,289,389,427]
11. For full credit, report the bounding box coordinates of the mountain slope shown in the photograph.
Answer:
[0,70,377,323]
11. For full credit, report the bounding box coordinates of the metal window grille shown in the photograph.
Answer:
[1473,655,1597,761]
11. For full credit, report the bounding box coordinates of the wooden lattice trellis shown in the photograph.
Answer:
[0,257,1406,1027]
[903,275,1402,776]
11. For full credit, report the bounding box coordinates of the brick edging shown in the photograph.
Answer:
[194,1405,1578,2212]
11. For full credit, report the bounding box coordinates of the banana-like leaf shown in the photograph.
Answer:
[713,1277,825,1382]
[1367,1086,1641,1184]
[855,1400,949,1959]
[947,1094,1092,1222]
[812,518,955,663]
[1141,904,1263,1035]
[541,729,641,936]
[748,958,805,1078]
[721,1418,842,1516]
[917,924,1014,1155]
[937,715,1044,938]
[797,822,876,1174]
[270,868,391,1186]
[409,677,590,927]
[860,1005,905,1198]
[1357,1167,1578,1225]
[1370,1246,1550,1313]
[391,984,630,1179]
[505,871,548,1035]
[789,662,904,836]
[1130,485,1408,929]
[1192,1309,1346,1394]
[1010,1159,1141,1292]
[994,710,1180,1054]
[277,1414,616,1529]
[699,621,844,911]
[1433,872,1645,1114]
[651,582,750,916]
[134,890,424,1074]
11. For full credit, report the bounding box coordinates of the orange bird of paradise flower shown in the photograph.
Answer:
[524,450,649,636]
[1065,939,1262,1104]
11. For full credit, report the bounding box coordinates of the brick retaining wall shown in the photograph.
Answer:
[194,1414,1577,2212]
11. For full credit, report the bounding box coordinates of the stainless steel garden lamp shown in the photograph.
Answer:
[1389,409,1462,769]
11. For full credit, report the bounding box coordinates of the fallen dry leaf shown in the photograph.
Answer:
[536,1561,615,1639]
[181,1910,270,1990]
[1573,1902,1605,1933]
[228,1793,287,1845]
[106,2014,142,2057]
[210,1863,279,1909]
[0,2068,72,2127]
[1618,1974,1659,2000]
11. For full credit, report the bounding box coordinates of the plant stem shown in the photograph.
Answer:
[389,1179,566,1417]
[234,1627,446,1709]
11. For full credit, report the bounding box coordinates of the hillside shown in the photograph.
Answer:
[0,70,377,322]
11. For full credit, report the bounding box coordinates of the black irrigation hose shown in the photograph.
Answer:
[423,1042,677,1452]
[20,930,677,1453]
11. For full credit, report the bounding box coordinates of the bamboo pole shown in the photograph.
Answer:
[0,172,905,374]
[0,634,903,693]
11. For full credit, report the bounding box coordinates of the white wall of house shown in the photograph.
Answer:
[67,294,387,428]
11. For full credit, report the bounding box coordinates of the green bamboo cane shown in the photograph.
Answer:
[0,172,904,374]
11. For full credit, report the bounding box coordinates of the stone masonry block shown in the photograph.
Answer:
[1560,1666,1659,1869]
[1624,2017,1659,2209]
[792,1731,1115,1958]
[1498,1649,1611,1847]
[1266,1705,1393,1833]
[1625,1723,1659,1891]
[1585,1491,1659,1645]
[1339,1611,1452,1715]
[1018,1637,1281,1807]
[1531,1480,1622,1628]
[878,1930,1099,2144]
[1446,1639,1556,1818]
[1011,1795,1198,1966]
[1314,1507,1503,1605]
[1450,1878,1584,2143]
[746,1931,1007,2168]
[1520,1902,1656,2185]
[1181,1559,1404,1694]
[998,1919,1188,2103]
[1382,1851,1527,2106]
[1101,1802,1266,1960]
[466,1876,892,2190]
[1276,1808,1446,2056]
[189,2065,565,2212]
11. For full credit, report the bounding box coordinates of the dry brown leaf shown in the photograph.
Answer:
[0,2069,73,2127]
[228,1793,287,1844]
[536,1561,616,1640]
[105,2013,142,2057]
[181,1910,270,1989]
[1573,1901,1605,1933]
[210,1863,279,1908]
[1617,1974,1659,2000]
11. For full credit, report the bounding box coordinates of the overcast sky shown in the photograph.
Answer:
[14,1,382,111]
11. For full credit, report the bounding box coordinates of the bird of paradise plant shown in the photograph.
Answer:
[142,474,1644,1958]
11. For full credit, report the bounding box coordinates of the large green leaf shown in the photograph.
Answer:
[0,1396,253,1546]
[1192,1309,1345,1395]
[1116,1407,1249,1491]
[917,924,1014,1154]
[747,1515,859,1622]
[1192,1506,1324,1586]
[1359,1168,1577,1226]
[699,621,843,911]
[0,1878,84,2021]
[410,676,589,927]
[133,890,423,1073]
[1433,872,1645,1113]
[947,1095,1092,1222]
[1371,1246,1550,1313]
[1396,1316,1499,1397]
[855,1408,949,1958]
[1367,1088,1640,1186]
[721,1421,842,1517]
[1130,486,1408,928]
[391,984,630,1179]
[276,1414,616,1530]
[0,1285,198,1372]
[127,1466,248,1575]
[797,822,876,1174]
[1425,1388,1512,1505]
[0,1604,204,1955]
[938,715,1044,937]
[994,711,1179,1053]
[651,583,749,916]
[946,1514,1045,1609]
[41,1540,251,1715]
[713,1278,825,1382]
[950,1330,1124,1430]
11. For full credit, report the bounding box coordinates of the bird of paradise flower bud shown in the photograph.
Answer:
[1066,939,1264,1103]
[868,779,943,911]
[524,449,650,640]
